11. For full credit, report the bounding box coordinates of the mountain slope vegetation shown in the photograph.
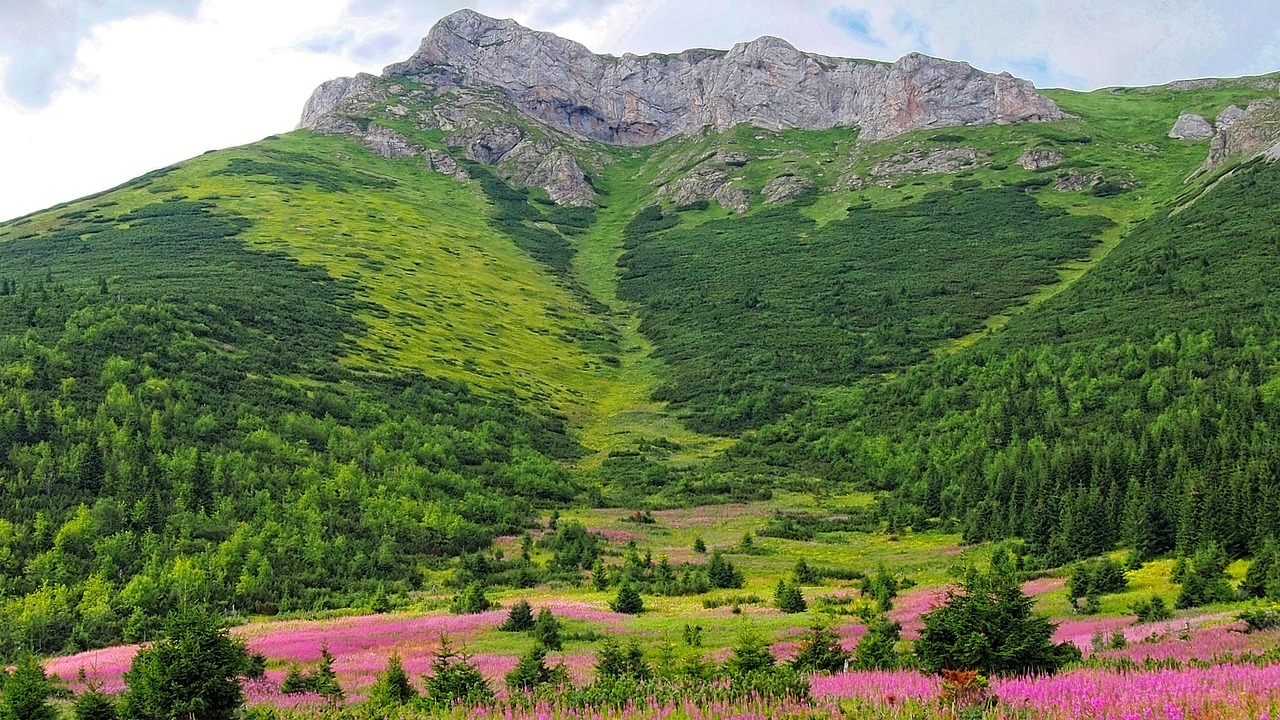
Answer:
[738,155,1280,565]
[1,28,1280,663]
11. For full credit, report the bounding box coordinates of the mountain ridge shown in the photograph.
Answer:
[302,9,1061,146]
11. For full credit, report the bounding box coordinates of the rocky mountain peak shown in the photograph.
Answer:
[305,11,1061,146]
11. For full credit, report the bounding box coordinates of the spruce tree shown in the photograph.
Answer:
[916,551,1079,676]
[611,584,644,614]
[499,599,535,631]
[425,636,493,706]
[367,655,417,707]
[118,608,252,720]
[532,608,563,651]
[0,655,57,720]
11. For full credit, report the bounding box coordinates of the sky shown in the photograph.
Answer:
[2,0,1279,222]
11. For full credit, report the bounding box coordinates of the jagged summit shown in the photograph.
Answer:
[302,9,1061,145]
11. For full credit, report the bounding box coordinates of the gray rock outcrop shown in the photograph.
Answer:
[362,125,422,159]
[337,9,1059,145]
[447,124,525,165]
[1168,112,1213,140]
[424,149,469,180]
[1053,169,1105,192]
[870,147,986,177]
[1204,99,1280,169]
[1215,105,1246,130]
[762,175,815,204]
[1018,149,1065,170]
[657,163,750,213]
[298,74,379,129]
[501,139,597,207]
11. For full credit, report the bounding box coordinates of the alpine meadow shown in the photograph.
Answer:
[5,8,1280,720]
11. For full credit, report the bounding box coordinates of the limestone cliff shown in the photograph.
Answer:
[302,9,1060,145]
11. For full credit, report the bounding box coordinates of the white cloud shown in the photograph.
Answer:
[0,0,362,221]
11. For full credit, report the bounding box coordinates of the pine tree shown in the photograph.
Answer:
[790,623,850,673]
[726,625,776,675]
[505,645,565,693]
[775,580,807,614]
[853,617,902,671]
[425,635,493,706]
[707,551,744,589]
[1242,539,1280,599]
[311,645,344,705]
[72,689,118,720]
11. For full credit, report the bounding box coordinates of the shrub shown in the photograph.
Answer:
[1238,606,1280,633]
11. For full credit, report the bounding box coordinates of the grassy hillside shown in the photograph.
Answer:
[3,67,1280,664]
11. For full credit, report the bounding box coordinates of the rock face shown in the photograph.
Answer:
[362,126,422,159]
[299,75,376,129]
[1204,99,1280,169]
[306,9,1060,146]
[1168,112,1214,140]
[1216,105,1246,129]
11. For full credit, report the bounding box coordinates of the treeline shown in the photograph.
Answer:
[0,200,582,660]
[737,158,1280,566]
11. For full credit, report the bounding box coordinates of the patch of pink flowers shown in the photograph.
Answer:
[888,586,949,639]
[1022,577,1067,597]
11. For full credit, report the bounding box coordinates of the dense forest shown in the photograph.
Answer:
[0,198,583,658]
[737,158,1280,566]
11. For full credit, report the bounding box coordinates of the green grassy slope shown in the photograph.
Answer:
[3,66,1280,661]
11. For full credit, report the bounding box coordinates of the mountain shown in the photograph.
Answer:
[306,9,1059,145]
[3,9,1280,659]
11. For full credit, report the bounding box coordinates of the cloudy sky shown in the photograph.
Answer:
[2,0,1279,222]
